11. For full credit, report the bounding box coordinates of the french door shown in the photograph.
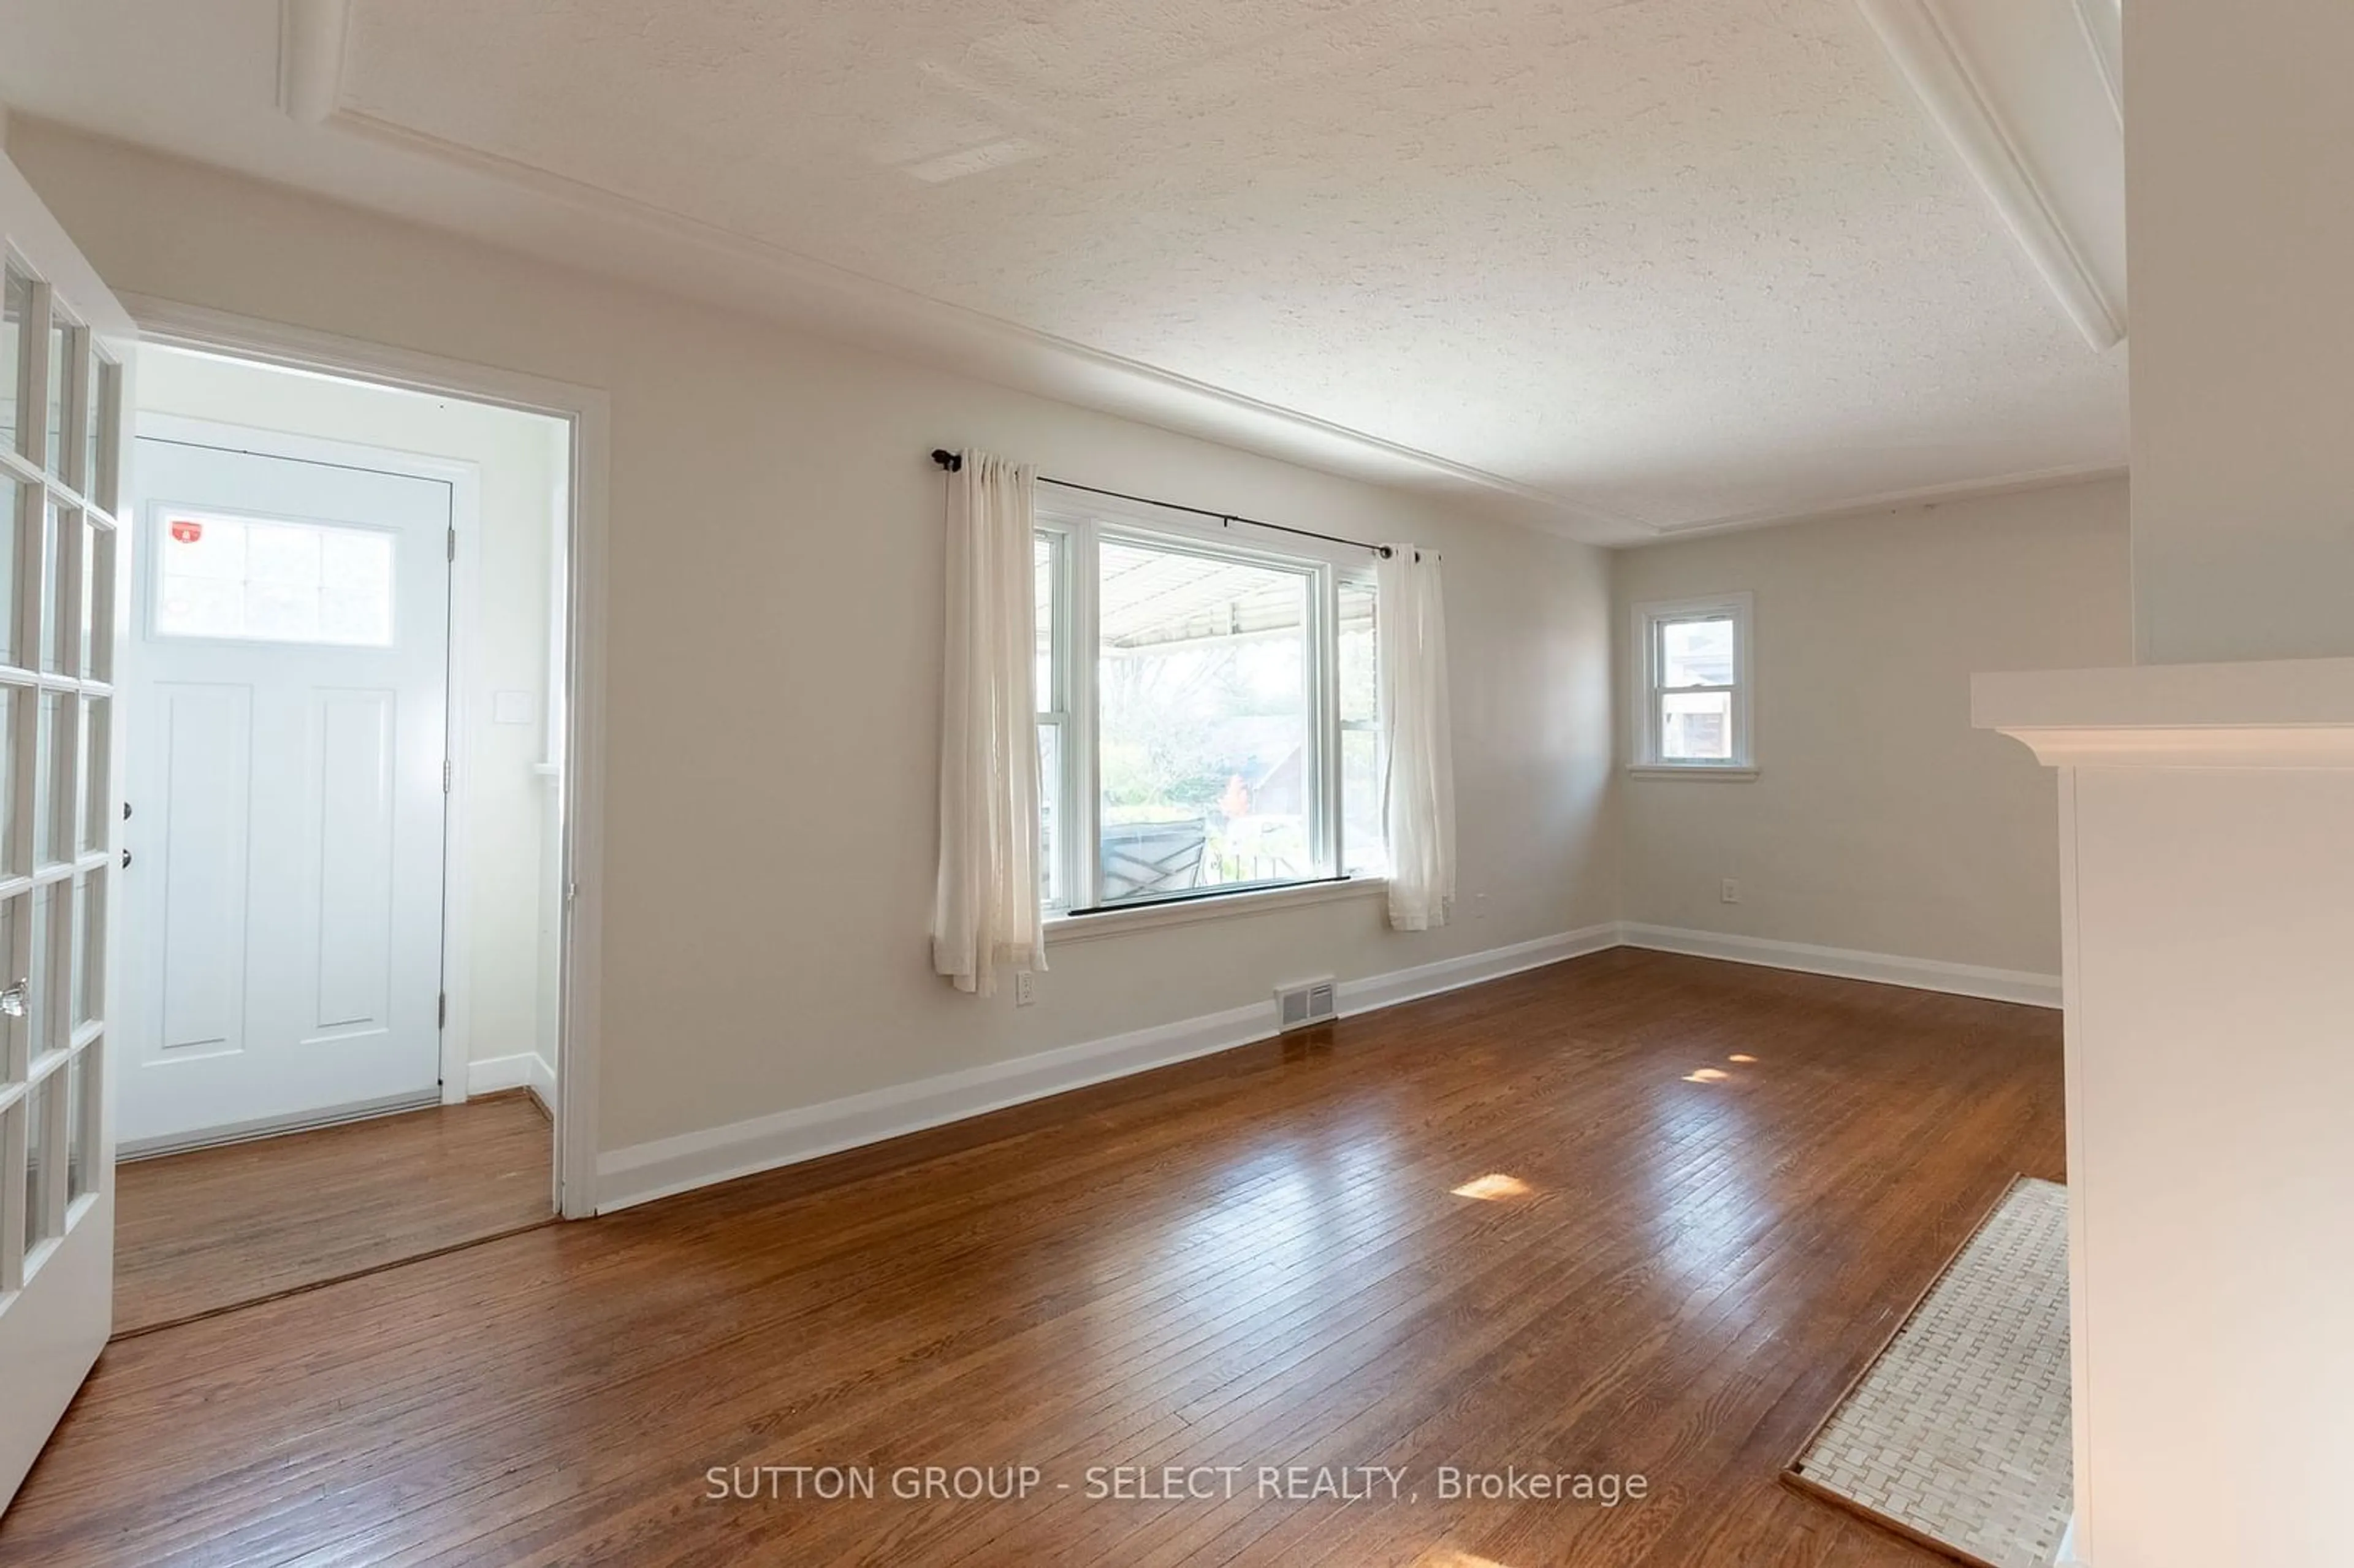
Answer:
[0,154,131,1513]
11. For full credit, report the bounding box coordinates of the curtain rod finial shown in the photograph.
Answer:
[931,449,963,473]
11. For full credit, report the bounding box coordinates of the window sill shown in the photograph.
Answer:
[1626,764,1759,782]
[1045,877,1388,945]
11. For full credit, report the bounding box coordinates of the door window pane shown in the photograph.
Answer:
[25,1073,51,1248]
[81,696,110,856]
[40,496,66,674]
[1097,539,1312,903]
[44,316,73,479]
[32,882,62,1060]
[74,873,102,1029]
[0,688,17,878]
[85,354,117,511]
[37,694,70,866]
[2,265,27,459]
[1,482,25,667]
[0,896,20,1089]
[155,512,397,646]
[1660,617,1735,687]
[1661,690,1734,761]
[77,516,103,677]
[65,1045,91,1203]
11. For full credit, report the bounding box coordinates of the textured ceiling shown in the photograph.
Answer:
[0,0,2128,538]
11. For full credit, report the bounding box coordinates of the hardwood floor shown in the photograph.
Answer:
[113,1091,555,1336]
[6,951,2062,1566]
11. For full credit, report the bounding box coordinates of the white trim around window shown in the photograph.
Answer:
[1629,591,1756,777]
[1034,489,1384,920]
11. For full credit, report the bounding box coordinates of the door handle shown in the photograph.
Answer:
[0,978,26,1018]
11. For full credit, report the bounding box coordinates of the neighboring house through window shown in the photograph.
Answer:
[1034,496,1384,915]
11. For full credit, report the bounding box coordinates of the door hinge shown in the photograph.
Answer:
[448,526,457,562]
[438,992,448,1029]
[443,759,453,793]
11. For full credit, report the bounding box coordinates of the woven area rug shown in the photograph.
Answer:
[1786,1176,2073,1568]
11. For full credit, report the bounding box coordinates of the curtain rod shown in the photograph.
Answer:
[931,449,1394,559]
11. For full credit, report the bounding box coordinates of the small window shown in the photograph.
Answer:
[154,511,397,647]
[1632,593,1753,772]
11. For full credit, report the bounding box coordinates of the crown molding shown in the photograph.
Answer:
[1631,462,2126,544]
[1856,0,2125,350]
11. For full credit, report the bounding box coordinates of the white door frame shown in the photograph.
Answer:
[120,295,609,1220]
[128,411,481,1139]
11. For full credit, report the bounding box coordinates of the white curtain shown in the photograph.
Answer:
[930,451,1045,995]
[1377,546,1457,931]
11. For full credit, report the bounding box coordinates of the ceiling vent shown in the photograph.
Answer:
[1276,978,1338,1032]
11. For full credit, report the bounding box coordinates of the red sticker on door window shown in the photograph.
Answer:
[170,520,203,544]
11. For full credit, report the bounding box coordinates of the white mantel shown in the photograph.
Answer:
[1973,655,2354,1568]
[1975,655,2354,764]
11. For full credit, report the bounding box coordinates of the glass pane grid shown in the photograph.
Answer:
[156,509,398,647]
[0,256,118,1277]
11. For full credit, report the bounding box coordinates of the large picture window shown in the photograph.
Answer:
[1035,499,1383,915]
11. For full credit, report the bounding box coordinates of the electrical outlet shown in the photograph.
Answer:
[1015,970,1036,1007]
[1721,878,1741,904]
[1474,892,1488,919]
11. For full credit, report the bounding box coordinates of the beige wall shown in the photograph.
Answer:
[9,122,1618,1154]
[135,346,566,1083]
[1613,479,2131,976]
[2126,0,2354,664]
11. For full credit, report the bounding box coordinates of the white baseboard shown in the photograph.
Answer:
[594,918,2055,1213]
[595,921,1622,1213]
[1336,924,1622,1016]
[468,1052,557,1115]
[1616,923,2062,1008]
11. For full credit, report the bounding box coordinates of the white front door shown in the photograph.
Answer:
[120,427,451,1151]
[0,152,131,1514]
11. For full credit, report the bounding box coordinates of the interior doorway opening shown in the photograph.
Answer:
[111,344,573,1334]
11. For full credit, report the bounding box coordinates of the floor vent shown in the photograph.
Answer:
[1276,978,1338,1031]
